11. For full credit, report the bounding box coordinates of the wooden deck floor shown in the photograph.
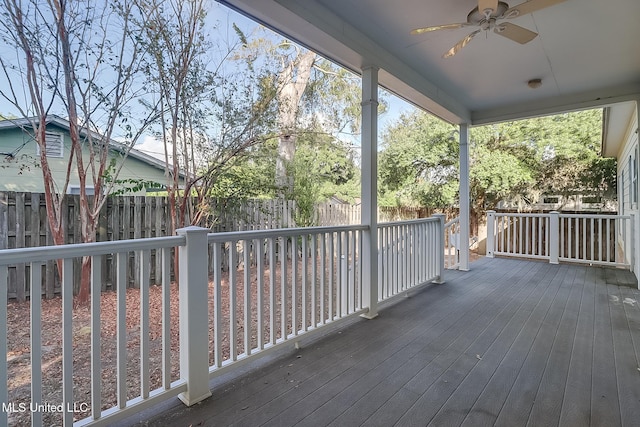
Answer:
[122,257,640,427]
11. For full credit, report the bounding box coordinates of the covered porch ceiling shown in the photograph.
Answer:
[220,0,640,143]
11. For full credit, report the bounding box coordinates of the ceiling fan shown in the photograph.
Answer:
[411,0,568,58]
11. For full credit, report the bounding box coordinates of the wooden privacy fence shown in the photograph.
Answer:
[1,191,443,300]
[0,193,302,300]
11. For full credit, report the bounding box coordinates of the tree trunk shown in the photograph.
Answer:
[275,50,316,194]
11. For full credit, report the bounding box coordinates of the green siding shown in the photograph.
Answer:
[0,124,168,195]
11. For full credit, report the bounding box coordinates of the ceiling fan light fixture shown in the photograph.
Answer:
[527,78,543,89]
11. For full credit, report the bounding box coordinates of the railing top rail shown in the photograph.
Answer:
[492,211,626,219]
[378,217,440,227]
[0,235,185,266]
[559,213,630,219]
[492,212,550,218]
[207,224,369,243]
[445,217,460,227]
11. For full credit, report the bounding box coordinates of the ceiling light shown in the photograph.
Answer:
[527,78,542,89]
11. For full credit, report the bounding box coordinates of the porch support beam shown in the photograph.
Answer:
[459,123,470,271]
[361,65,379,319]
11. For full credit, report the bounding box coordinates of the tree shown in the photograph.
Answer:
[379,112,459,207]
[0,0,153,305]
[379,108,615,226]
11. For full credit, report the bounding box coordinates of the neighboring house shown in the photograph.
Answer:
[602,102,640,276]
[496,194,618,213]
[0,115,171,195]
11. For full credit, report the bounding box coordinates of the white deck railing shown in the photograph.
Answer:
[486,210,632,268]
[1,217,446,426]
[377,216,445,301]
[443,217,461,269]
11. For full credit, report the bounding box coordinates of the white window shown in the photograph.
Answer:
[67,186,95,196]
[36,132,64,158]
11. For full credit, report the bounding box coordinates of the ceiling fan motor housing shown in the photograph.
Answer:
[467,1,510,24]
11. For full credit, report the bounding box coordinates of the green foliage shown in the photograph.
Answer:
[379,112,458,207]
[379,108,615,213]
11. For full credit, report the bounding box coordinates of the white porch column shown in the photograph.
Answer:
[361,66,379,320]
[459,123,470,271]
[636,100,640,281]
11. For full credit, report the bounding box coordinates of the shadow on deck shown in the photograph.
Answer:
[120,257,640,427]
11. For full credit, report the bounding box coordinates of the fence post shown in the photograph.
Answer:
[486,210,495,258]
[176,226,212,406]
[434,214,446,284]
[549,211,560,264]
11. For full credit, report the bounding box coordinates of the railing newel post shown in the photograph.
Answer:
[549,211,560,264]
[486,210,495,258]
[176,226,212,406]
[433,214,446,284]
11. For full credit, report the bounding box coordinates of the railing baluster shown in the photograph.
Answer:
[91,256,101,420]
[590,218,595,262]
[328,234,334,321]
[256,239,264,350]
[580,218,588,259]
[607,218,611,263]
[229,242,237,360]
[302,235,308,331]
[599,217,603,261]
[31,262,42,426]
[269,238,277,345]
[161,248,171,389]
[319,233,326,324]
[140,250,150,399]
[61,259,73,426]
[518,216,523,254]
[280,237,288,338]
[291,236,298,335]
[213,243,223,367]
[244,240,251,355]
[311,234,318,328]
[116,252,127,406]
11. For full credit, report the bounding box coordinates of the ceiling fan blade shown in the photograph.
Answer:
[494,22,538,44]
[478,0,499,13]
[504,0,568,18]
[443,29,481,58]
[411,23,469,35]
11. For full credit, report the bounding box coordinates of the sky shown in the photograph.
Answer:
[0,1,416,160]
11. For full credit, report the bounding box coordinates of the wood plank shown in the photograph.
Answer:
[460,263,569,427]
[338,261,545,427]
[608,283,640,426]
[388,263,547,426]
[590,269,621,427]
[558,264,596,426]
[492,264,576,427]
[525,265,584,426]
[423,263,558,427]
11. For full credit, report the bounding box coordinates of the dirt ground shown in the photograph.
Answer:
[5,253,481,426]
